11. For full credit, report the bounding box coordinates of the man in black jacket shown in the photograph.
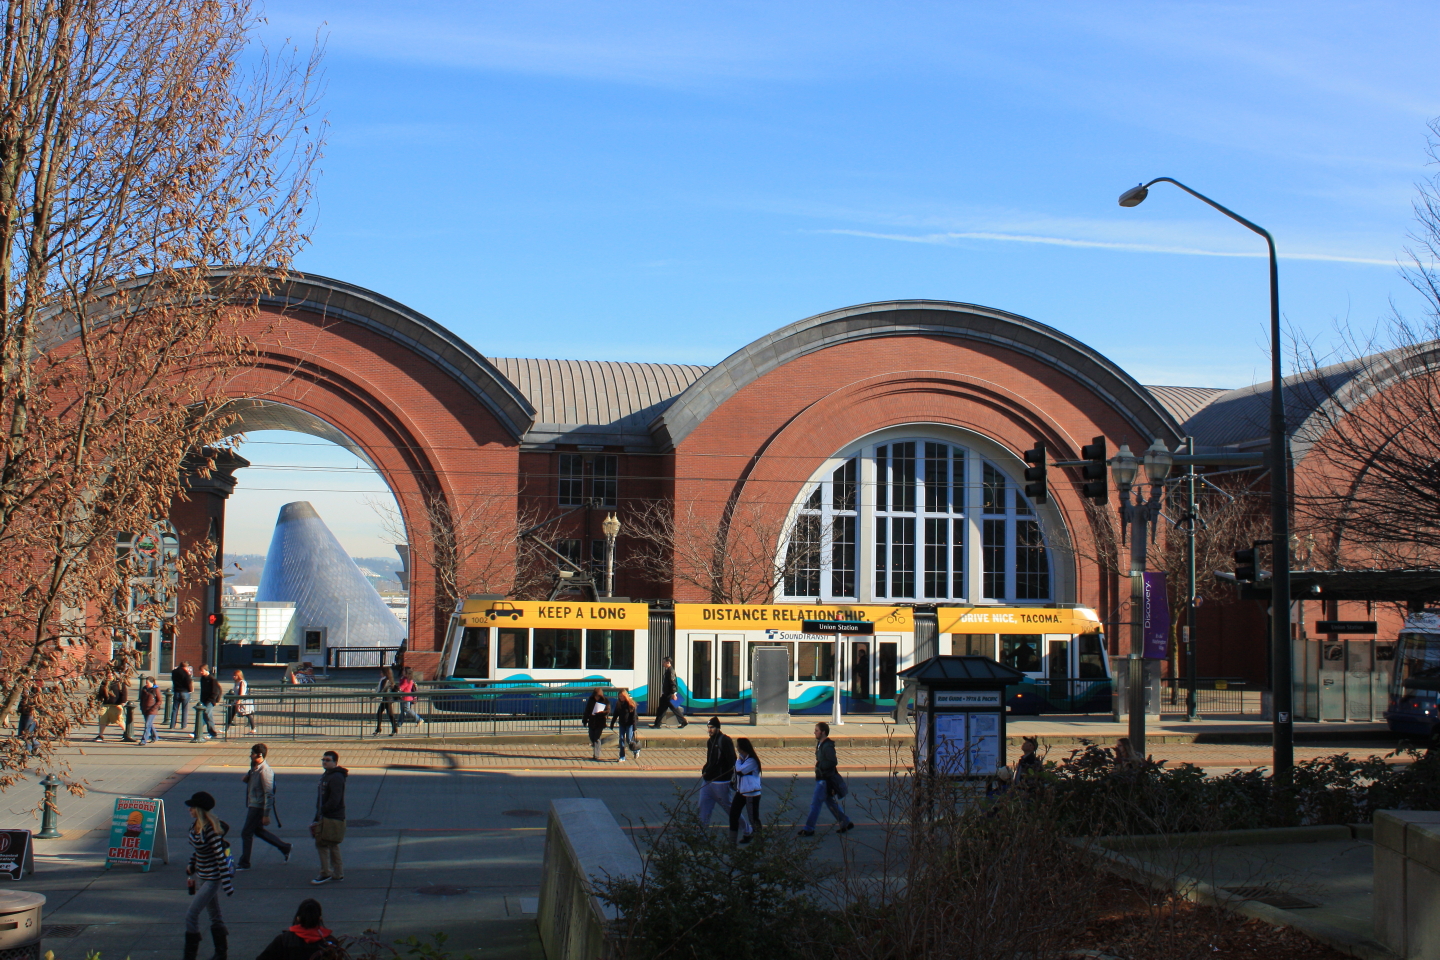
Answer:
[651,657,688,728]
[191,665,220,741]
[170,662,193,729]
[310,751,347,885]
[697,717,747,832]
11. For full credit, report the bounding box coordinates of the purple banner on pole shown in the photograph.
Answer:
[1142,571,1170,660]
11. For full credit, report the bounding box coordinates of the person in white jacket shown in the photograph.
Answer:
[728,737,762,845]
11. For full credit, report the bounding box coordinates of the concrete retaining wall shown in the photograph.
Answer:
[537,798,643,960]
[1374,809,1440,960]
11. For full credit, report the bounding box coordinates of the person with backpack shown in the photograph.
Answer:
[182,791,232,960]
[729,737,762,844]
[650,657,688,728]
[397,669,424,725]
[373,666,400,736]
[698,717,747,833]
[256,898,340,960]
[238,742,293,869]
[798,721,854,837]
[582,688,609,761]
[610,688,641,762]
[138,677,162,745]
[310,750,347,885]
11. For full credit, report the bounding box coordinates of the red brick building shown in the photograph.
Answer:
[160,273,1391,684]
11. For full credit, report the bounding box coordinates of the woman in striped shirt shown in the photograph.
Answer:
[184,791,233,960]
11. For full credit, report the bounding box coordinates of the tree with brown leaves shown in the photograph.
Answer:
[0,0,321,788]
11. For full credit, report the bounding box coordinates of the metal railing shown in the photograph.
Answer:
[180,679,624,741]
[325,646,403,669]
[1159,677,1259,715]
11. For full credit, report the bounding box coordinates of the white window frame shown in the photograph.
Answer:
[779,428,1065,604]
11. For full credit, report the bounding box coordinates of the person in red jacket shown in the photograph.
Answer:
[256,898,338,960]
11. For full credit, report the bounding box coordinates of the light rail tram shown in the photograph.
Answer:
[437,598,1113,716]
[1387,610,1440,737]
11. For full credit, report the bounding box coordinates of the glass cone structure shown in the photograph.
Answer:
[256,501,405,648]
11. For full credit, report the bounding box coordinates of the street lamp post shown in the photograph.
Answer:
[1111,440,1172,758]
[1119,178,1292,784]
[601,513,621,598]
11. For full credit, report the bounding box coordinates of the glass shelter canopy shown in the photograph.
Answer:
[782,438,1052,604]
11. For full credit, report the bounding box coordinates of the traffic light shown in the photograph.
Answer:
[1232,547,1258,582]
[1023,441,1048,503]
[207,612,224,627]
[1081,436,1107,504]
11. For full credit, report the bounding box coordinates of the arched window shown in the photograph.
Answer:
[782,439,1051,603]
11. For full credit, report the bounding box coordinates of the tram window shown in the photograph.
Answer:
[534,629,582,670]
[797,641,835,681]
[1397,634,1440,686]
[693,640,713,700]
[585,630,634,670]
[952,634,996,658]
[456,627,491,678]
[1077,632,1107,678]
[497,629,529,669]
[1000,635,1042,673]
[721,640,741,699]
[748,641,794,681]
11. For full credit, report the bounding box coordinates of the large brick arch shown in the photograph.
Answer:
[660,308,1182,627]
[173,273,535,676]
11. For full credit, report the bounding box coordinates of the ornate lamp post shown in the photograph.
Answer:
[1112,439,1173,756]
[601,513,621,598]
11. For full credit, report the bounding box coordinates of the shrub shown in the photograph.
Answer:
[597,785,835,960]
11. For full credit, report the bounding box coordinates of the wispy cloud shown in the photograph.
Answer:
[819,228,1395,266]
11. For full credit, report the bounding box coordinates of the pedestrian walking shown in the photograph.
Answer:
[256,898,339,960]
[1016,736,1043,777]
[729,736,761,845]
[611,688,641,761]
[139,677,162,745]
[397,669,424,725]
[17,681,38,754]
[225,670,256,735]
[798,721,854,837]
[582,688,609,761]
[238,742,293,869]
[192,665,221,741]
[373,666,400,736]
[310,751,347,885]
[93,672,127,741]
[182,790,232,960]
[171,661,193,729]
[650,656,688,728]
[698,717,748,833]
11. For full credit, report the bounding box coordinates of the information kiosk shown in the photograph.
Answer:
[899,655,1025,779]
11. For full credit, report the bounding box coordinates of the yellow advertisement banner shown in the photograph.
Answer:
[674,604,914,631]
[937,606,1101,635]
[458,599,648,630]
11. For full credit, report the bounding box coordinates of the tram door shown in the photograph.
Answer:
[689,634,745,712]
[846,636,900,712]
[1047,638,1070,706]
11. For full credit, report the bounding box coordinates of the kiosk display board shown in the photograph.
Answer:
[0,830,33,880]
[899,655,1024,781]
[105,797,168,871]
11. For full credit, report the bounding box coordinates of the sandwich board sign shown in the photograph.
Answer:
[0,830,33,879]
[105,797,167,871]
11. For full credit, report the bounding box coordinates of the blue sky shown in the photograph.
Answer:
[225,0,1440,556]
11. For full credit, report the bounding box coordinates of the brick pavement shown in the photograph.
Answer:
[57,734,1408,774]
